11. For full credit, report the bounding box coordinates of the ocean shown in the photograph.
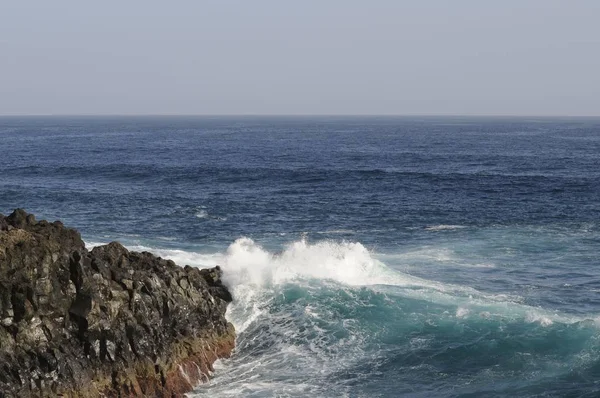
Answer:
[1,116,600,397]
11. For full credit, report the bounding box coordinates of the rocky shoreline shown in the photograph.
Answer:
[0,210,235,397]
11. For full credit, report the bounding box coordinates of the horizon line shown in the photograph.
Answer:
[1,113,600,118]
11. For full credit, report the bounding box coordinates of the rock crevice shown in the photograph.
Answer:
[0,209,235,397]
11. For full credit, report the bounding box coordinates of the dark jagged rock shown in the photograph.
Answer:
[0,209,235,397]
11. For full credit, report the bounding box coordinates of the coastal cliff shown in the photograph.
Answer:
[0,209,235,397]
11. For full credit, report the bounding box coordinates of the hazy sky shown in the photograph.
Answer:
[1,1,599,116]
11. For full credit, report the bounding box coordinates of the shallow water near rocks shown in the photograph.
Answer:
[2,116,600,397]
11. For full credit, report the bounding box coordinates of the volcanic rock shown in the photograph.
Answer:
[0,209,235,397]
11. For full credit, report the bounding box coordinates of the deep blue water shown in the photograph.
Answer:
[1,116,600,397]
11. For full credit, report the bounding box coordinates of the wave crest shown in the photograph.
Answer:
[222,237,389,288]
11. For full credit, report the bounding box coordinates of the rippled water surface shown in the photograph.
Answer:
[1,116,600,397]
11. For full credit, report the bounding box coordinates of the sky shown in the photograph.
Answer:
[1,1,599,116]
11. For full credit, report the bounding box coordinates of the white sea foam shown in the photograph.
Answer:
[211,237,590,336]
[388,247,456,262]
[86,237,584,329]
[381,247,497,269]
[195,210,209,219]
[315,229,356,235]
[218,237,496,298]
[424,225,466,231]
[84,240,224,268]
[221,237,393,288]
[84,241,108,249]
[130,245,224,268]
[526,312,554,327]
[92,236,600,396]
[456,307,470,318]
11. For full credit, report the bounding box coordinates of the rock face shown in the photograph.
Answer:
[0,210,235,397]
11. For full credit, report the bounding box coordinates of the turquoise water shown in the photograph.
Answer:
[1,116,600,397]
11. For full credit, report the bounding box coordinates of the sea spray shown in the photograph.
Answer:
[189,237,600,397]
[93,237,600,397]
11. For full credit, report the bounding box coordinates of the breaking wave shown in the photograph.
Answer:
[87,237,600,397]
